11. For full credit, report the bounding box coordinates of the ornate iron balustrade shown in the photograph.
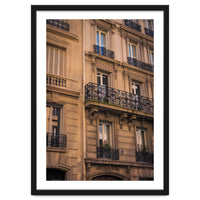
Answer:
[93,45,114,59]
[97,147,119,160]
[85,82,154,115]
[144,27,154,37]
[46,73,67,88]
[127,57,154,72]
[46,133,67,149]
[124,19,141,32]
[136,151,153,163]
[47,19,69,32]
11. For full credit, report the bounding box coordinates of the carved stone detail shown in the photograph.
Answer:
[96,59,113,72]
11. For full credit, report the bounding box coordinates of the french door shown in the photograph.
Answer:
[97,72,108,101]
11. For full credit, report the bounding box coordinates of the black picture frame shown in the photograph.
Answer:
[31,5,169,195]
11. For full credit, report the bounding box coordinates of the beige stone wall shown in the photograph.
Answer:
[46,20,83,180]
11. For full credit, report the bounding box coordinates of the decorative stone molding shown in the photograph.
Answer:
[120,113,128,122]
[119,113,128,129]
[96,59,114,73]
[104,111,111,120]
[128,114,137,123]
[89,107,98,117]
[86,163,91,171]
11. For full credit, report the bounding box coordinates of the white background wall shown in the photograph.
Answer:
[0,0,200,199]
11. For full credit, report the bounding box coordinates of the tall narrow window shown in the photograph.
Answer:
[97,71,109,101]
[46,104,66,148]
[46,44,65,76]
[99,122,111,147]
[146,20,153,30]
[149,50,154,65]
[96,30,106,48]
[131,81,140,96]
[136,128,149,152]
[129,42,137,59]
[131,81,141,110]
[96,29,107,56]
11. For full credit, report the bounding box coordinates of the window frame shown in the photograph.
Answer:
[149,49,154,65]
[136,127,150,152]
[128,41,137,59]
[98,121,112,148]
[96,29,107,48]
[46,103,63,135]
[46,44,66,76]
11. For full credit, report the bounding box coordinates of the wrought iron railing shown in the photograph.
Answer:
[97,147,119,160]
[136,151,153,163]
[124,19,141,32]
[46,73,67,88]
[144,28,154,37]
[47,19,69,32]
[127,57,154,72]
[93,45,114,59]
[85,82,154,115]
[46,133,67,149]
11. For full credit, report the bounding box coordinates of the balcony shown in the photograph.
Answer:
[136,151,153,163]
[85,83,153,115]
[93,45,114,59]
[124,19,141,32]
[127,57,154,72]
[144,28,154,37]
[47,19,69,32]
[97,147,119,160]
[46,73,67,88]
[46,133,67,149]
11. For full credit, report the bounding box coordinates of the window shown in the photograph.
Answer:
[46,44,65,76]
[46,104,61,135]
[131,81,140,96]
[146,20,153,30]
[131,81,141,110]
[97,71,109,100]
[149,50,154,65]
[97,122,119,160]
[128,41,137,59]
[99,122,111,147]
[46,104,66,148]
[136,128,153,163]
[96,29,107,48]
[136,128,149,152]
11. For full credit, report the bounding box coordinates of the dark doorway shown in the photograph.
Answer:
[46,168,66,181]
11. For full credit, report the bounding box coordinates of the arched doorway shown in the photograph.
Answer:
[46,168,66,180]
[92,175,123,180]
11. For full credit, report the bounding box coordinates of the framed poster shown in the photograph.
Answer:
[31,5,169,195]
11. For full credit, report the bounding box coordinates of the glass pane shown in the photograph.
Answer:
[101,33,106,47]
[99,123,102,138]
[141,130,145,148]
[136,84,140,95]
[96,31,99,46]
[132,83,135,94]
[152,53,154,64]
[129,43,131,57]
[132,45,136,58]
[97,73,101,85]
[103,124,110,145]
[102,75,108,87]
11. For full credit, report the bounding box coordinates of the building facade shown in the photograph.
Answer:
[46,19,154,181]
